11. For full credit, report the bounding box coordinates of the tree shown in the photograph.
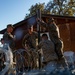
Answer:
[25,3,51,19]
[25,0,75,19]
[45,0,67,15]
[63,0,75,16]
[45,0,75,16]
[25,3,45,19]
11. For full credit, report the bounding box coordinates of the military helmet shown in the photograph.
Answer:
[7,24,14,28]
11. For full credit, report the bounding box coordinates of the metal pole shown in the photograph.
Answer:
[37,9,41,43]
[36,9,41,69]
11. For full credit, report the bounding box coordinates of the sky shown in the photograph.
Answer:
[0,0,50,38]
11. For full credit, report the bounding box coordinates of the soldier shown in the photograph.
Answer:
[37,18,68,67]
[36,33,58,67]
[22,25,38,68]
[3,24,15,51]
[22,25,38,50]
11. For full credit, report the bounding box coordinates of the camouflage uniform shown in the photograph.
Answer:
[36,38,58,65]
[3,31,15,50]
[22,31,38,68]
[39,19,68,67]
[22,31,38,49]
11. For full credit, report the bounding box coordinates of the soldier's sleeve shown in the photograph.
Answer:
[3,32,9,40]
[3,32,14,40]
[36,42,42,51]
[39,20,48,28]
[34,32,38,38]
[3,33,6,40]
[50,23,59,38]
[8,33,14,39]
[22,33,29,47]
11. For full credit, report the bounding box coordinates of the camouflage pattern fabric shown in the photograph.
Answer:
[22,31,38,49]
[39,21,68,67]
[36,39,58,63]
[3,32,15,50]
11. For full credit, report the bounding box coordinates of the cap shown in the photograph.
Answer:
[48,18,54,22]
[7,24,14,28]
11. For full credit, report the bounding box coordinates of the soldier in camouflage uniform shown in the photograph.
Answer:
[22,25,38,68]
[3,24,15,51]
[36,33,58,67]
[22,25,38,50]
[37,18,68,67]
